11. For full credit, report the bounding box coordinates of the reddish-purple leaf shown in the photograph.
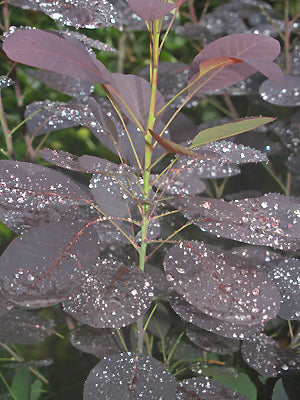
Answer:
[0,309,55,344]
[84,352,177,399]
[188,33,283,95]
[177,376,248,400]
[186,325,240,355]
[242,334,300,377]
[0,292,14,317]
[3,29,110,83]
[164,241,281,325]
[260,75,300,107]
[128,0,186,21]
[39,149,82,171]
[88,97,118,142]
[169,294,262,340]
[0,220,99,307]
[79,155,135,175]
[0,160,91,210]
[63,259,154,328]
[70,326,123,359]
[108,73,165,130]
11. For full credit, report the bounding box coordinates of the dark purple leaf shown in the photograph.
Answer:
[0,160,90,211]
[0,292,14,317]
[242,334,300,377]
[3,28,110,83]
[0,309,55,344]
[181,194,300,251]
[108,73,165,130]
[268,259,300,321]
[231,245,285,269]
[39,149,82,171]
[79,155,135,175]
[63,259,154,328]
[10,0,41,11]
[88,97,118,142]
[260,75,300,106]
[0,76,14,89]
[0,220,99,307]
[144,264,170,297]
[128,0,183,21]
[28,69,94,97]
[169,293,264,340]
[188,33,283,96]
[83,352,177,399]
[287,153,300,174]
[186,325,240,355]
[164,241,281,325]
[177,376,248,400]
[70,326,123,359]
[63,31,117,53]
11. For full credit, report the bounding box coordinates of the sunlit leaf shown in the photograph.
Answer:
[192,117,275,147]
[128,0,186,21]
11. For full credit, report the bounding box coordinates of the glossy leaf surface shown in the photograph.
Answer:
[83,352,176,399]
[164,241,281,325]
[63,259,154,328]
[3,29,110,83]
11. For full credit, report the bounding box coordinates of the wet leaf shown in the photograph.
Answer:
[70,325,123,359]
[0,160,91,211]
[108,73,165,130]
[79,155,135,175]
[28,69,94,97]
[0,309,55,344]
[0,76,14,89]
[0,292,14,317]
[268,259,300,321]
[63,259,154,328]
[188,33,283,96]
[260,75,300,107]
[242,334,300,377]
[164,241,281,325]
[3,28,110,83]
[88,97,118,142]
[0,220,99,307]
[177,376,248,400]
[181,194,300,250]
[144,264,170,297]
[186,325,240,354]
[169,293,264,341]
[192,117,275,147]
[83,352,177,399]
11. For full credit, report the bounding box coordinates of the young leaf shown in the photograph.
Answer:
[148,129,209,158]
[63,259,154,329]
[84,352,177,399]
[3,29,110,83]
[108,73,165,130]
[191,117,275,147]
[188,33,283,96]
[164,241,281,325]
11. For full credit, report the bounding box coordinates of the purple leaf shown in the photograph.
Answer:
[180,194,300,250]
[170,294,263,340]
[188,33,283,96]
[108,73,165,130]
[0,292,14,317]
[242,334,300,377]
[39,149,82,171]
[0,160,91,211]
[3,28,110,83]
[0,309,55,344]
[260,75,300,106]
[70,326,123,359]
[128,0,185,21]
[63,259,154,328]
[83,352,177,399]
[268,259,300,321]
[0,220,99,307]
[28,69,94,97]
[79,155,135,175]
[186,325,240,355]
[164,241,281,325]
[177,376,248,400]
[88,97,118,142]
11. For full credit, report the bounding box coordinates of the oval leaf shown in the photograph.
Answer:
[3,29,110,84]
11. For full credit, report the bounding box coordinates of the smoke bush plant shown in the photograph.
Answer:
[0,0,299,399]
